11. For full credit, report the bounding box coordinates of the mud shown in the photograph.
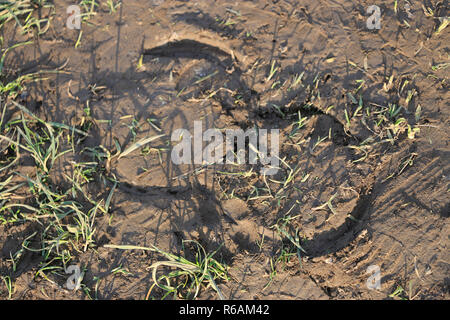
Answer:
[0,0,448,300]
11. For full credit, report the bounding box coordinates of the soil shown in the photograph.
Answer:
[0,0,449,300]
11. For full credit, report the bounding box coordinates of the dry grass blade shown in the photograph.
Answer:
[118,134,165,159]
[436,17,449,35]
[11,101,88,136]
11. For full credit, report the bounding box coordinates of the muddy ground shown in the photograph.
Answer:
[0,0,449,300]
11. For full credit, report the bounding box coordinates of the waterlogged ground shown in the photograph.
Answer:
[0,0,449,300]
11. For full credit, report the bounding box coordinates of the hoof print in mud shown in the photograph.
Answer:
[0,0,448,301]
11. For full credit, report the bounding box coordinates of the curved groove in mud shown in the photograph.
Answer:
[144,39,232,67]
[144,40,248,74]
[143,36,253,107]
[300,151,390,257]
[303,187,374,257]
[118,181,191,199]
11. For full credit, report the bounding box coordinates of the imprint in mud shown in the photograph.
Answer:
[3,0,448,300]
[86,34,385,259]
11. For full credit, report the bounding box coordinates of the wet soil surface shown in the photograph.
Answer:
[0,0,448,299]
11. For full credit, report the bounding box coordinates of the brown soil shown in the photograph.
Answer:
[0,0,449,300]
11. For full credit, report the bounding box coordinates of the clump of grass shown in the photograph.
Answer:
[79,0,98,24]
[0,40,67,98]
[1,275,13,299]
[0,102,116,289]
[104,0,121,14]
[0,41,37,97]
[266,60,279,82]
[264,245,297,290]
[263,213,306,289]
[105,241,229,300]
[0,0,54,35]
